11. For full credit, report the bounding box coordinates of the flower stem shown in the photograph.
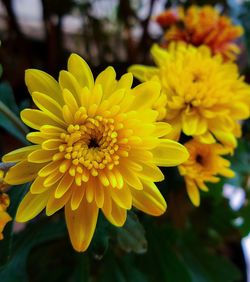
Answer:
[0,101,29,136]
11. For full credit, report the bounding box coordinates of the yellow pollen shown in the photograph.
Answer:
[53,115,130,180]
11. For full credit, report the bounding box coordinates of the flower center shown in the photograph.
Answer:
[196,154,203,165]
[54,111,122,184]
[88,138,99,149]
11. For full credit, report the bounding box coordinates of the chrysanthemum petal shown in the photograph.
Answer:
[59,71,81,105]
[128,65,159,82]
[137,163,164,182]
[151,44,169,65]
[121,166,143,190]
[25,69,63,104]
[95,66,117,99]
[65,199,99,252]
[94,183,104,208]
[21,109,62,130]
[70,184,85,211]
[30,176,50,194]
[55,173,74,198]
[16,191,50,222]
[131,180,166,216]
[2,145,40,162]
[110,185,132,209]
[151,139,189,166]
[28,149,56,163]
[153,122,172,137]
[130,81,161,110]
[102,192,127,227]
[4,160,43,185]
[32,92,64,124]
[46,188,72,216]
[186,179,200,207]
[116,73,133,90]
[68,53,94,89]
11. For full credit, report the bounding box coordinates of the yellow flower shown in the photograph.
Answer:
[156,5,243,61]
[129,43,250,148]
[2,54,188,252]
[178,139,234,207]
[0,193,11,240]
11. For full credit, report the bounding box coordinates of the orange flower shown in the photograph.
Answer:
[155,7,183,27]
[156,5,243,61]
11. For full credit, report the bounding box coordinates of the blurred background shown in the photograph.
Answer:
[1,0,250,281]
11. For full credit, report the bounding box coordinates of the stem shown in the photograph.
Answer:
[0,101,29,136]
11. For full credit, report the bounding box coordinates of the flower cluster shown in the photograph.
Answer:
[2,54,188,251]
[155,5,243,61]
[129,41,250,205]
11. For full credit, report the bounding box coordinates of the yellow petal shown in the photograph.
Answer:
[26,132,46,144]
[151,44,169,66]
[186,179,200,207]
[30,176,50,194]
[110,184,132,209]
[153,122,172,137]
[94,182,104,208]
[116,73,133,90]
[16,191,50,222]
[67,53,94,89]
[65,199,99,252]
[102,191,127,227]
[212,130,237,148]
[130,81,161,111]
[128,65,158,81]
[62,88,79,113]
[59,70,81,105]
[2,145,40,162]
[38,161,60,177]
[25,69,63,104]
[28,149,56,163]
[46,188,71,216]
[151,139,189,166]
[137,163,164,182]
[31,92,65,126]
[95,66,117,99]
[121,166,143,190]
[21,109,62,130]
[55,173,74,198]
[4,160,43,185]
[70,184,85,210]
[131,180,166,216]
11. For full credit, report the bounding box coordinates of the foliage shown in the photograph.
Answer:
[0,0,250,281]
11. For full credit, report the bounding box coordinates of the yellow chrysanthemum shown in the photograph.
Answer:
[178,139,234,206]
[2,54,188,252]
[0,193,11,240]
[129,43,250,148]
[156,5,243,61]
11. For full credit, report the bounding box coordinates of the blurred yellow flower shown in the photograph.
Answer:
[129,43,250,148]
[156,5,243,61]
[0,193,11,240]
[2,54,188,252]
[179,139,234,206]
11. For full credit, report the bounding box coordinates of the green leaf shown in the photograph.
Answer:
[0,218,67,282]
[0,184,29,266]
[98,251,147,282]
[0,82,19,115]
[0,82,29,144]
[116,211,147,254]
[180,234,242,282]
[138,221,192,282]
